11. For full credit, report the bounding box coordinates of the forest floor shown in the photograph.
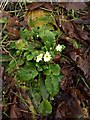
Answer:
[0,2,90,120]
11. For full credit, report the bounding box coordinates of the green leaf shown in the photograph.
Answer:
[29,18,35,27]
[35,63,43,72]
[39,75,49,99]
[0,17,7,24]
[17,59,24,66]
[26,54,33,61]
[39,99,52,116]
[8,60,16,74]
[49,64,60,75]
[45,75,60,97]
[44,40,51,49]
[39,28,55,48]
[44,30,55,41]
[9,60,16,69]
[45,76,53,95]
[51,75,60,96]
[32,92,41,105]
[16,50,21,55]
[1,54,12,62]
[15,39,27,51]
[43,30,55,48]
[44,67,51,75]
[20,28,30,40]
[32,51,39,57]
[10,42,15,49]
[17,64,38,81]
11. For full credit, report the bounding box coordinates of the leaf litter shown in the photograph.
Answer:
[1,2,90,119]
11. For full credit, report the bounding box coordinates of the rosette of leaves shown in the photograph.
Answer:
[5,24,65,117]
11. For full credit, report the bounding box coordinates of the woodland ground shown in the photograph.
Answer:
[0,2,90,120]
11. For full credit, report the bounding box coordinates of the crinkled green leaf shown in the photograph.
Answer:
[50,64,60,75]
[43,30,55,48]
[44,30,55,41]
[15,39,27,51]
[45,75,60,96]
[45,76,53,95]
[17,64,38,81]
[51,75,60,96]
[39,75,49,99]
[39,28,56,48]
[44,67,51,75]
[39,99,52,116]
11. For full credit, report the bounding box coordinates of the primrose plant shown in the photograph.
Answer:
[8,26,65,116]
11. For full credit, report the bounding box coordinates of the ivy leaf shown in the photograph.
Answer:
[39,99,52,116]
[17,64,38,81]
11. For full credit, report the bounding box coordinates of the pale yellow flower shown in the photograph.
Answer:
[36,53,43,62]
[44,51,51,62]
[56,44,63,52]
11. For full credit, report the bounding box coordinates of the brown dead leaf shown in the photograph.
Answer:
[5,16,20,40]
[42,2,54,11]
[6,26,20,40]
[61,21,75,38]
[26,2,44,10]
[4,76,16,95]
[53,54,61,62]
[61,21,89,43]
[69,50,90,84]
[1,10,11,19]
[20,20,31,30]
[10,96,22,118]
[26,2,54,11]
[60,64,75,91]
[61,22,82,41]
[6,17,19,27]
[74,24,89,41]
[54,87,88,119]
[25,3,56,29]
[73,19,90,25]
[61,2,86,10]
